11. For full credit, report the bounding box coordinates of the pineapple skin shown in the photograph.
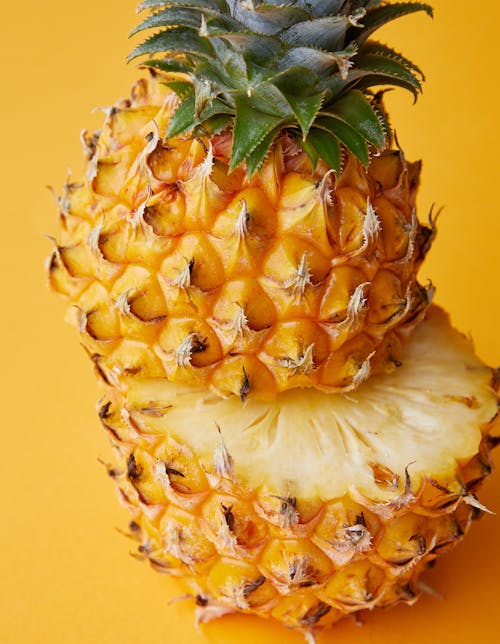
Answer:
[48,73,434,397]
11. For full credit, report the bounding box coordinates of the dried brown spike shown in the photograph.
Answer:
[164,464,185,479]
[240,368,250,403]
[301,602,332,627]
[243,576,266,598]
[221,504,235,532]
[195,595,209,607]
[98,400,112,420]
[127,453,142,481]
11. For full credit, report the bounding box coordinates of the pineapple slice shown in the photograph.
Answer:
[99,306,498,637]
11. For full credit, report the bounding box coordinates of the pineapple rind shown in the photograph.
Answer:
[97,308,498,637]
[49,73,433,395]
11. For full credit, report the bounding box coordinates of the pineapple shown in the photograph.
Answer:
[48,0,498,640]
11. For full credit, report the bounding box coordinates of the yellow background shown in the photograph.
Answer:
[1,1,499,642]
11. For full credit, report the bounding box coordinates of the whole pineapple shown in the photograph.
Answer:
[49,1,499,641]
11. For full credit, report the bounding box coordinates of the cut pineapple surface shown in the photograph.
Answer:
[125,307,496,501]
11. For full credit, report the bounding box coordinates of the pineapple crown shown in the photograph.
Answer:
[130,1,432,175]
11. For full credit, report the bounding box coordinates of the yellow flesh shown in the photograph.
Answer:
[125,307,496,500]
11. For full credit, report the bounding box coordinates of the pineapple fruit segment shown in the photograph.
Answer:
[97,307,498,637]
[49,74,433,397]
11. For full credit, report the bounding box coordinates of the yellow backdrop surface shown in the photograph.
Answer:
[1,1,499,643]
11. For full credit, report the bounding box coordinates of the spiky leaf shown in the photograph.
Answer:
[281,16,350,50]
[197,97,233,121]
[230,93,288,171]
[144,58,194,75]
[282,91,325,140]
[165,80,195,99]
[138,0,226,11]
[214,32,282,67]
[327,90,385,148]
[294,1,346,17]
[131,8,207,35]
[356,2,433,43]
[279,47,353,75]
[129,28,214,61]
[316,116,369,165]
[360,41,424,81]
[166,90,196,137]
[307,128,342,174]
[195,113,231,136]
[245,125,283,176]
[354,53,422,94]
[233,4,309,35]
[298,137,320,168]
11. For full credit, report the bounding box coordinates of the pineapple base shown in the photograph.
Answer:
[97,308,498,638]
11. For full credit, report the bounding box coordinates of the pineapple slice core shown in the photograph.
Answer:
[125,307,496,501]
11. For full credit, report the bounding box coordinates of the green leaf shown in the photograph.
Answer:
[357,2,433,43]
[208,37,251,87]
[324,67,419,101]
[132,7,239,36]
[196,59,234,91]
[194,78,212,116]
[194,114,231,136]
[354,53,422,95]
[280,47,344,75]
[307,128,342,175]
[249,83,292,119]
[281,16,349,50]
[131,7,204,35]
[128,28,214,61]
[327,90,385,148]
[298,137,320,169]
[315,116,369,165]
[230,94,287,171]
[245,126,282,176]
[214,32,282,67]
[198,98,234,120]
[360,41,424,81]
[233,4,309,35]
[353,73,420,98]
[282,91,325,140]
[294,0,346,17]
[137,0,226,12]
[143,58,194,75]
[271,66,320,96]
[165,80,194,99]
[184,96,234,135]
[166,91,196,137]
[372,101,390,145]
[244,58,275,86]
